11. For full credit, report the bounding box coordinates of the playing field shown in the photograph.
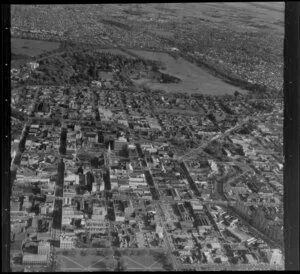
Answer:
[123,254,165,271]
[56,250,114,272]
[11,38,60,58]
[55,248,169,271]
[128,49,248,96]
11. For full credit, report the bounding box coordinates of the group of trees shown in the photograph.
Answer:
[73,170,95,194]
[250,101,274,112]
[52,200,62,229]
[57,159,65,187]
[158,71,181,84]
[26,48,165,86]
[59,128,67,155]
[91,155,104,168]
[101,19,132,31]
[18,123,30,153]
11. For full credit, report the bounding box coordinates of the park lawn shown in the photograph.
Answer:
[11,38,60,58]
[57,250,114,271]
[123,254,165,271]
[128,49,248,96]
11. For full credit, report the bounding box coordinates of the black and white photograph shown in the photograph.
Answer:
[2,2,299,272]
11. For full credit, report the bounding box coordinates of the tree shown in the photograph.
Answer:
[77,166,84,174]
[115,258,127,272]
[96,250,104,256]
[62,250,69,256]
[80,250,87,256]
[234,90,241,97]
[91,157,100,168]
[114,249,122,258]
[152,251,174,271]
[18,124,30,153]
[59,128,67,155]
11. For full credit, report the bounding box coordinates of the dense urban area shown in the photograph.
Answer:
[10,3,284,272]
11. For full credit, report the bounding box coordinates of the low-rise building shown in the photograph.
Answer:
[22,254,48,265]
[60,235,75,249]
[38,241,51,256]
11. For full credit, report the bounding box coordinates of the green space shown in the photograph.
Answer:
[95,48,134,58]
[11,4,284,94]
[55,249,171,271]
[11,38,60,58]
[23,48,162,86]
[128,49,248,96]
[123,255,165,271]
[56,249,115,271]
[114,249,173,271]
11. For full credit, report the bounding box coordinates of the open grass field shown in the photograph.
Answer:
[129,49,248,95]
[112,249,173,271]
[55,248,169,271]
[11,38,60,58]
[56,250,115,272]
[123,254,165,271]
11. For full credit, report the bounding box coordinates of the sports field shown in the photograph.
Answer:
[56,248,169,272]
[122,254,165,271]
[11,38,60,58]
[56,249,115,272]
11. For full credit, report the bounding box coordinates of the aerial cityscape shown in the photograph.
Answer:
[10,3,284,272]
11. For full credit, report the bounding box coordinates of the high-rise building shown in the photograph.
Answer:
[92,201,107,221]
[114,137,127,154]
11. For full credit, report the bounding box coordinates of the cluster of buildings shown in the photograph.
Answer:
[11,4,119,46]
[10,50,284,271]
[11,3,283,95]
[11,62,39,85]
